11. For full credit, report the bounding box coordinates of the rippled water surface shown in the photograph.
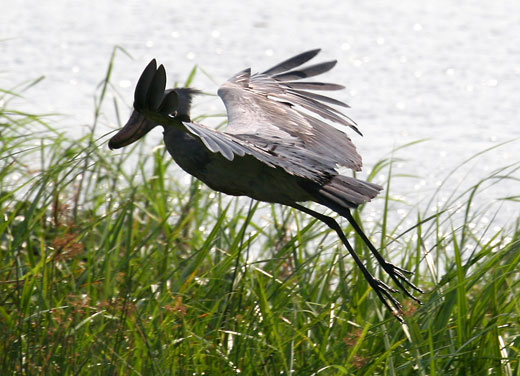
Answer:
[2,0,519,225]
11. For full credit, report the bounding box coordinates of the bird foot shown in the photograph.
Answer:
[380,261,424,304]
[368,278,405,321]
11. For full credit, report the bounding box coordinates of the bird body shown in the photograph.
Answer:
[109,49,422,320]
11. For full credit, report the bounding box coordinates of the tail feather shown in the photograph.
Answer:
[312,175,382,210]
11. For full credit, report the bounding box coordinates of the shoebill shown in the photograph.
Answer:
[108,49,422,321]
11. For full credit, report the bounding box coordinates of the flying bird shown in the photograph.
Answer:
[108,49,422,320]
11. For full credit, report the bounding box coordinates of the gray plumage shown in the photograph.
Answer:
[108,49,422,321]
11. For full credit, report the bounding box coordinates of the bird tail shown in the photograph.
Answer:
[308,175,382,211]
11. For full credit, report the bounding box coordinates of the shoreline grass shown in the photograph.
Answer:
[1,52,519,375]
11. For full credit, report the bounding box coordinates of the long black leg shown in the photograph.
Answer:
[340,209,424,302]
[291,203,406,321]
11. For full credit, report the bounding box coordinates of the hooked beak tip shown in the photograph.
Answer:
[108,110,156,150]
[108,133,126,150]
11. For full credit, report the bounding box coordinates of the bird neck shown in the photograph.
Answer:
[162,122,210,178]
[161,116,193,140]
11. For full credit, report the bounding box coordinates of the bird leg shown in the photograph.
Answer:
[341,209,424,302]
[290,204,412,321]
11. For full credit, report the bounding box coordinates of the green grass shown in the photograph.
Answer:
[1,51,519,375]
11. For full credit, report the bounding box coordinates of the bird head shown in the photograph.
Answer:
[108,59,200,149]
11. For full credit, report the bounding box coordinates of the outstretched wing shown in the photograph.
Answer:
[217,49,363,173]
[182,121,337,181]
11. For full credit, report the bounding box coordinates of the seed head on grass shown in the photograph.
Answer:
[165,296,188,316]
[343,328,363,347]
[52,233,84,261]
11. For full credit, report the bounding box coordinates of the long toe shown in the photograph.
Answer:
[383,262,424,295]
[372,278,402,308]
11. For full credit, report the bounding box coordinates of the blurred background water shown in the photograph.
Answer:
[1,0,519,228]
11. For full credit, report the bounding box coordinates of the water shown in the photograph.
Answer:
[2,0,519,228]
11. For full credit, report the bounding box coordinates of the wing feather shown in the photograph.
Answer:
[182,121,335,180]
[217,49,363,173]
[262,49,321,75]
[272,60,337,81]
[287,89,350,108]
[183,122,245,161]
[284,82,345,91]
